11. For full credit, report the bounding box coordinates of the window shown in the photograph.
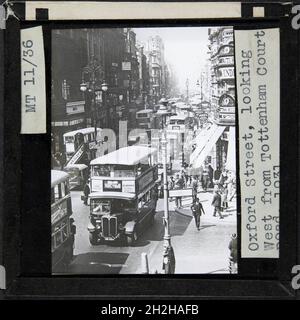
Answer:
[64,181,69,195]
[54,184,61,201]
[92,165,110,177]
[52,219,70,249]
[91,199,111,214]
[65,136,74,143]
[60,182,66,198]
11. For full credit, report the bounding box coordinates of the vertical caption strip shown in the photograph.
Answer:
[21,26,46,134]
[235,29,280,258]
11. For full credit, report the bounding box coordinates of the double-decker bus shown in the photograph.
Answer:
[87,146,158,246]
[63,127,102,161]
[51,170,76,272]
[165,115,195,164]
[63,163,89,190]
[175,102,192,117]
[166,115,195,136]
[136,109,154,130]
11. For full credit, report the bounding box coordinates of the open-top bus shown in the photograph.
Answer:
[51,170,76,272]
[88,146,158,246]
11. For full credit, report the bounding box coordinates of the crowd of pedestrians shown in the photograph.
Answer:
[165,164,236,230]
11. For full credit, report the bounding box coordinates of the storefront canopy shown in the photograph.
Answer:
[190,124,226,169]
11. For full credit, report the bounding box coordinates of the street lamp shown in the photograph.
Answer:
[101,81,108,92]
[161,130,176,274]
[80,82,88,92]
[80,57,106,144]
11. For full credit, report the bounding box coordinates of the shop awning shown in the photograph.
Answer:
[225,126,236,172]
[190,124,226,169]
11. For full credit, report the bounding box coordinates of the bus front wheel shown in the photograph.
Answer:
[89,232,98,245]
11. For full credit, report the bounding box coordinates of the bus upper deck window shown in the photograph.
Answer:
[65,136,74,143]
[54,184,61,201]
[60,182,66,198]
[65,181,70,194]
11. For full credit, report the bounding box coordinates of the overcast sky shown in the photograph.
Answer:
[133,27,210,93]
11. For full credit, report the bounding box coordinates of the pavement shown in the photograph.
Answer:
[63,188,236,275]
[138,189,237,274]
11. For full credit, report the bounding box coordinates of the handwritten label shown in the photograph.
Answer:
[235,29,280,258]
[21,26,46,134]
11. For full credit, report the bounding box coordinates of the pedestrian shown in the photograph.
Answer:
[162,245,176,274]
[191,197,205,230]
[222,184,229,210]
[83,179,90,205]
[191,176,199,201]
[211,189,223,219]
[168,176,175,190]
[174,173,184,208]
[228,233,237,273]
[201,165,209,191]
[214,167,221,181]
[219,168,228,187]
[168,176,174,201]
[181,169,188,188]
[207,164,214,188]
[69,217,76,250]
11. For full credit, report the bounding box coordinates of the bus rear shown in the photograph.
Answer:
[51,170,76,273]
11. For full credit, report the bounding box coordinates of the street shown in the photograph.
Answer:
[51,26,238,275]
[66,189,236,274]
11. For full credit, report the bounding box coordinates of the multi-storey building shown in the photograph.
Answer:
[146,35,166,104]
[209,27,235,126]
[52,28,142,157]
[136,43,150,109]
[204,27,236,172]
[51,29,89,155]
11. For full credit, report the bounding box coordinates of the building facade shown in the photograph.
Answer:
[146,35,167,104]
[206,27,236,172]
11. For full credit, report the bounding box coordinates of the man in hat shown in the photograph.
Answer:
[191,176,199,201]
[211,189,223,219]
[190,197,205,230]
[228,233,237,273]
[174,173,184,208]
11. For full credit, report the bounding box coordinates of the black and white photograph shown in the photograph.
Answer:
[51,26,237,275]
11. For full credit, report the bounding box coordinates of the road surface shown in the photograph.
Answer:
[60,189,236,274]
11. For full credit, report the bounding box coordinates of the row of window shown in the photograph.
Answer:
[51,182,70,205]
[52,219,71,251]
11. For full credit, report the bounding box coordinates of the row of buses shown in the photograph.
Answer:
[51,145,159,271]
